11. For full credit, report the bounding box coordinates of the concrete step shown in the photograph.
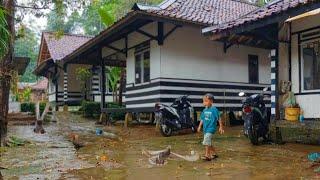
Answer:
[8,113,36,122]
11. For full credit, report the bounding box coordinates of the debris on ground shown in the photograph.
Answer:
[142,146,199,165]
[171,151,199,162]
[307,153,320,174]
[46,144,70,148]
[70,126,118,140]
[308,153,320,162]
[96,128,103,135]
[143,146,171,156]
[69,133,84,150]
[142,146,171,166]
[34,120,46,134]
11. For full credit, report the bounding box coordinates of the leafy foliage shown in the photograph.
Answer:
[0,8,10,59]
[10,71,18,96]
[46,3,81,34]
[107,67,123,103]
[14,27,38,82]
[20,101,45,115]
[81,100,125,120]
[45,0,163,36]
[39,102,46,115]
[81,101,101,118]
[75,67,92,99]
[20,87,32,102]
[20,102,35,114]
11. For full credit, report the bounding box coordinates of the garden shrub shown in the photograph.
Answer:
[20,102,35,114]
[39,102,46,115]
[81,101,100,118]
[80,101,125,120]
[108,102,125,120]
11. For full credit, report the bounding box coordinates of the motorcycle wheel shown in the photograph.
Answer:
[248,124,259,145]
[160,123,172,137]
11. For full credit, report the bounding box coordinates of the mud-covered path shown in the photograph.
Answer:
[1,112,319,179]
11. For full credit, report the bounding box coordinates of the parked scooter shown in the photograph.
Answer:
[239,87,270,145]
[154,95,197,137]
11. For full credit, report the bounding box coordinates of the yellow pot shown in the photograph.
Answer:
[285,107,300,121]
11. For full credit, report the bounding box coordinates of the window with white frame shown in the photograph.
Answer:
[301,39,320,91]
[135,42,150,84]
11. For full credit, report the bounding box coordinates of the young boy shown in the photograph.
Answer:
[197,93,224,161]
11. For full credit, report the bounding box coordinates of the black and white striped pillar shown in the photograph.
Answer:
[63,65,68,106]
[91,66,101,100]
[270,49,278,121]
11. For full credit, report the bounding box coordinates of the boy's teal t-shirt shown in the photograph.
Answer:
[200,106,220,134]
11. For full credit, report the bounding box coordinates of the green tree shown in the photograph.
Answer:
[107,67,122,103]
[45,0,163,36]
[14,27,38,82]
[46,6,81,34]
[80,1,105,36]
[0,7,9,57]
[75,67,92,100]
[80,0,162,36]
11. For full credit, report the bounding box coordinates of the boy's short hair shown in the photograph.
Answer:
[204,93,214,101]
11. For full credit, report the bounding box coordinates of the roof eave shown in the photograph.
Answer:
[62,11,207,64]
[33,59,55,77]
[203,1,320,37]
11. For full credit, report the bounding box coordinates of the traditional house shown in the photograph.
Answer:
[34,32,104,110]
[29,78,48,102]
[203,0,320,142]
[59,0,272,119]
[16,78,48,102]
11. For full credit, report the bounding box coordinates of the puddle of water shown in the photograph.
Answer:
[1,118,94,179]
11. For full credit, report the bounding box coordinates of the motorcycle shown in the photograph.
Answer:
[239,87,270,145]
[154,95,197,137]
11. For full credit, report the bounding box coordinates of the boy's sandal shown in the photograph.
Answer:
[201,156,212,161]
[211,154,218,160]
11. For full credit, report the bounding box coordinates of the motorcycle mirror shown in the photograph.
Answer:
[238,92,245,97]
[263,87,269,91]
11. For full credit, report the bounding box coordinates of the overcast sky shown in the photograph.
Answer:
[17,0,50,37]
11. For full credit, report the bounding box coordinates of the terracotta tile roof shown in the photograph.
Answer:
[31,78,48,90]
[18,82,36,90]
[203,0,317,34]
[43,32,92,61]
[134,0,258,25]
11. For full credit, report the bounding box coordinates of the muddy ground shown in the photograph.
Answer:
[1,112,319,179]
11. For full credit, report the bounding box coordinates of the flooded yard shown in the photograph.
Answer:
[1,112,319,179]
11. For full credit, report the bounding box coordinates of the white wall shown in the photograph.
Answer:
[160,26,270,83]
[125,22,160,84]
[289,13,320,118]
[125,23,271,85]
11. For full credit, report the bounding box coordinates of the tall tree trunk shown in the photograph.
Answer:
[0,0,14,146]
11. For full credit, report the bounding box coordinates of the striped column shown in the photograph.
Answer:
[270,49,277,122]
[91,66,101,101]
[63,65,68,107]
